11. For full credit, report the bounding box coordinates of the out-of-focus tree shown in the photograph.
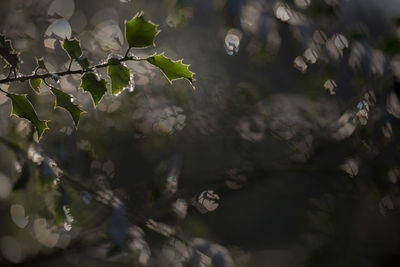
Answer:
[0,0,400,266]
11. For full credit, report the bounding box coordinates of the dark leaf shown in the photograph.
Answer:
[62,38,82,60]
[80,73,107,106]
[107,63,131,94]
[6,93,49,139]
[76,57,90,70]
[50,87,84,127]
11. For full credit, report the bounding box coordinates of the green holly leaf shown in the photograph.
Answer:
[125,11,160,48]
[107,63,131,95]
[6,93,49,139]
[146,53,194,84]
[63,38,91,70]
[62,38,82,60]
[80,73,107,106]
[50,87,84,127]
[29,78,41,93]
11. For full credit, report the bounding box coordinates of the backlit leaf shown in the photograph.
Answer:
[50,87,84,127]
[107,63,130,94]
[29,78,41,93]
[80,73,107,106]
[62,38,82,59]
[146,53,194,84]
[63,38,90,70]
[125,11,160,48]
[6,93,48,139]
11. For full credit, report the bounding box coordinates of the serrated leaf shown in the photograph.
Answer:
[50,87,84,127]
[107,63,131,94]
[80,73,107,106]
[29,78,41,93]
[6,93,48,139]
[146,53,194,84]
[125,11,160,48]
[63,38,90,70]
[62,38,82,59]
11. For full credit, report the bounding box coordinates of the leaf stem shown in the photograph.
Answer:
[6,68,12,79]
[124,47,131,58]
[0,56,146,85]
[67,59,73,71]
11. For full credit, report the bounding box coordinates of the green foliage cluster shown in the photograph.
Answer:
[0,12,194,139]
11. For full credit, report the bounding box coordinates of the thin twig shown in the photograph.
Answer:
[0,56,146,86]
[124,47,131,58]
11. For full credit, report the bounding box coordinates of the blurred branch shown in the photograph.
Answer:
[0,136,24,153]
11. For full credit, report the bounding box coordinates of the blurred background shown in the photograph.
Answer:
[1,0,400,266]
